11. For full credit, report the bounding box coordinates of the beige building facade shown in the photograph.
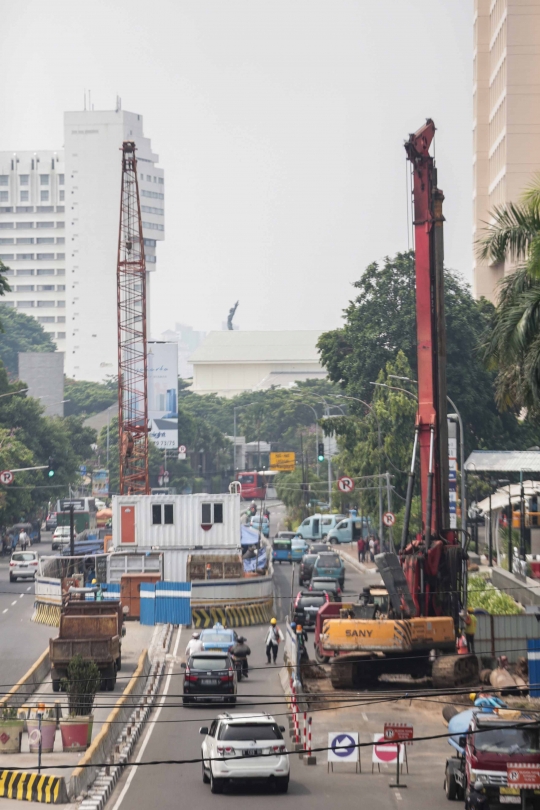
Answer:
[473,0,540,302]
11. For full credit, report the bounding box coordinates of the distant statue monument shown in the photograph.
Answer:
[227,301,239,331]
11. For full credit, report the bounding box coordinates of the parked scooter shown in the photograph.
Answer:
[230,636,251,681]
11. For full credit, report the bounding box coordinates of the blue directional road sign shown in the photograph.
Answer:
[327,732,359,763]
[79,465,87,475]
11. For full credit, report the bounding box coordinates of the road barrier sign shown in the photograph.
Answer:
[507,763,540,789]
[0,470,13,485]
[178,444,187,460]
[327,732,360,772]
[384,723,413,744]
[337,476,354,493]
[270,452,296,472]
[383,512,396,527]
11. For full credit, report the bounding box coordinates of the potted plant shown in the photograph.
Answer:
[0,706,23,753]
[59,655,100,752]
[27,705,57,754]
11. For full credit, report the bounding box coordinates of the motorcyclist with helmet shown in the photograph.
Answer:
[230,635,251,679]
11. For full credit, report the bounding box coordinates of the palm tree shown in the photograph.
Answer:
[477,176,540,412]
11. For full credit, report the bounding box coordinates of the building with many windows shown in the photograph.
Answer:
[0,106,164,380]
[473,0,540,301]
[65,108,164,381]
[0,151,67,351]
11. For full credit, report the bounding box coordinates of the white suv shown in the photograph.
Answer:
[200,713,289,794]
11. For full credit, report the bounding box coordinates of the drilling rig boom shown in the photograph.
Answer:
[117,141,149,495]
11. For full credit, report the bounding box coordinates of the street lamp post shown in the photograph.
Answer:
[233,402,256,473]
[498,478,513,574]
[335,394,384,546]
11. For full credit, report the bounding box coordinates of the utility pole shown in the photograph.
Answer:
[520,470,526,561]
[69,504,75,559]
[386,471,393,550]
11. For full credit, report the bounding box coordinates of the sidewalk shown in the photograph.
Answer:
[337,542,378,576]
[0,622,155,776]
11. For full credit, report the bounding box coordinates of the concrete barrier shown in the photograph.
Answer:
[492,566,540,608]
[191,598,273,628]
[191,574,273,604]
[0,648,50,710]
[69,649,150,800]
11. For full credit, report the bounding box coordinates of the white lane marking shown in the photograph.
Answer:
[2,609,7,614]
[362,712,368,721]
[11,601,16,606]
[26,586,31,592]
[110,628,182,810]
[395,793,402,801]
[19,594,23,599]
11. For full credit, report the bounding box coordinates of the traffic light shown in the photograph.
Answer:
[318,442,325,463]
[47,456,55,478]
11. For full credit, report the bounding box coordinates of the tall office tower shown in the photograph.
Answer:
[0,151,67,351]
[64,107,164,381]
[473,0,540,302]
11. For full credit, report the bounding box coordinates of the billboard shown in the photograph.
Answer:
[148,342,178,449]
[92,470,109,497]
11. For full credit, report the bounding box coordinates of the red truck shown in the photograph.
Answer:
[445,710,540,807]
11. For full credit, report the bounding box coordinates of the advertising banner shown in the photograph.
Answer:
[148,342,178,449]
[92,469,109,497]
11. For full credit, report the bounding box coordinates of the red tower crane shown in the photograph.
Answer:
[116,141,149,495]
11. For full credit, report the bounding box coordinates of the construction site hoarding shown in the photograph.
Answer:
[147,341,178,450]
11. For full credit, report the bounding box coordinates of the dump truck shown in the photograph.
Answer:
[445,709,540,806]
[50,598,124,692]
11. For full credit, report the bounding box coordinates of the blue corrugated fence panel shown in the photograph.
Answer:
[528,639,540,697]
[140,582,156,626]
[104,583,121,600]
[155,581,191,625]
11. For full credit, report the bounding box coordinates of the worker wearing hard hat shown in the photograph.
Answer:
[264,618,284,664]
[462,607,477,654]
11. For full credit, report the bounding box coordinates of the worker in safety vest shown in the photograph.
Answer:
[457,633,468,655]
[462,607,477,654]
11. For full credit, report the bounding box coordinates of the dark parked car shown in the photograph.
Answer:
[293,590,329,629]
[299,553,318,587]
[182,651,237,705]
[310,576,342,602]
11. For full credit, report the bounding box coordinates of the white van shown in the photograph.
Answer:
[296,514,345,542]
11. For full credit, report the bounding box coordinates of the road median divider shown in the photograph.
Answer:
[69,648,151,800]
[0,648,50,710]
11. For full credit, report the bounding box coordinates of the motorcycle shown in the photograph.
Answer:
[230,637,250,681]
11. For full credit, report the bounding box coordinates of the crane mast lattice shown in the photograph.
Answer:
[117,141,149,495]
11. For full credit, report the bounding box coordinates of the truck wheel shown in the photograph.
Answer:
[444,766,459,800]
[116,653,122,672]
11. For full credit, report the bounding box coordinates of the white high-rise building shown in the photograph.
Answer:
[65,108,164,381]
[0,151,67,351]
[473,0,540,302]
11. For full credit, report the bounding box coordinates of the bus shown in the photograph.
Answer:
[235,471,279,501]
[55,497,98,534]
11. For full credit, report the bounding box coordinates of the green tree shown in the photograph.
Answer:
[318,250,534,454]
[64,377,117,417]
[0,304,56,377]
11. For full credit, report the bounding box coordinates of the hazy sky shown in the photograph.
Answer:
[1,1,472,337]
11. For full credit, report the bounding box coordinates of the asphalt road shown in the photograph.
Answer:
[105,546,456,810]
[0,530,55,689]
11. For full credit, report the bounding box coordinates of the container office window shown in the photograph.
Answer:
[152,504,174,525]
[202,502,223,525]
